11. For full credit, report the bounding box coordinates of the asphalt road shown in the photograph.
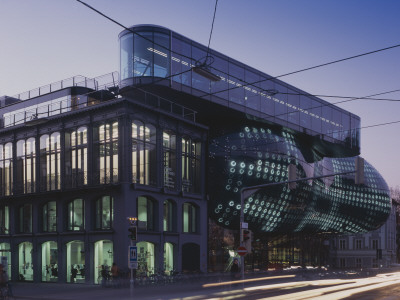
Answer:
[10,268,400,300]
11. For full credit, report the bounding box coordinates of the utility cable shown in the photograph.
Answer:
[206,0,219,62]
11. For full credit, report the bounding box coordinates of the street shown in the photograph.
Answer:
[10,269,400,300]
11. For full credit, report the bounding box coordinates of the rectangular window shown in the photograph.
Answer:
[356,258,361,268]
[0,206,9,234]
[372,240,378,250]
[355,239,362,250]
[94,122,118,184]
[339,240,346,250]
[181,138,201,193]
[20,204,32,233]
[163,131,176,190]
[339,258,345,268]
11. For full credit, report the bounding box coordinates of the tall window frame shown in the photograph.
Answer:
[163,130,176,190]
[0,205,9,234]
[19,203,32,233]
[182,202,197,233]
[42,201,57,232]
[132,121,157,186]
[95,196,113,230]
[163,199,175,232]
[181,137,201,193]
[137,196,155,231]
[0,143,13,196]
[16,137,36,194]
[40,132,61,191]
[67,199,84,231]
[94,122,119,184]
[66,126,88,188]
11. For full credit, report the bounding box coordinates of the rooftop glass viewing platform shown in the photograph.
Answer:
[119,25,360,151]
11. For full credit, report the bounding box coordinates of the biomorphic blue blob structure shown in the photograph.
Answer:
[208,125,391,234]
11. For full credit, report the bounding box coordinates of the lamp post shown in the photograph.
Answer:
[127,217,137,298]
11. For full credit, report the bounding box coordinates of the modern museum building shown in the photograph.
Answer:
[0,25,391,283]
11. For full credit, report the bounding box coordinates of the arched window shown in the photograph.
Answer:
[0,243,11,277]
[0,205,9,234]
[138,196,155,231]
[19,242,33,281]
[16,137,36,193]
[43,201,57,232]
[40,132,61,191]
[65,126,88,188]
[132,121,157,186]
[95,196,113,230]
[181,137,201,193]
[67,199,84,231]
[41,241,58,282]
[182,203,197,233]
[66,240,85,283]
[94,122,119,184]
[163,200,175,232]
[0,143,13,196]
[94,240,113,284]
[164,242,174,274]
[163,130,176,190]
[136,241,155,276]
[19,204,32,233]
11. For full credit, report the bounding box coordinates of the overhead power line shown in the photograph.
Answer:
[76,0,400,130]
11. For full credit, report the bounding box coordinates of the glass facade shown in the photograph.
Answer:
[119,25,361,149]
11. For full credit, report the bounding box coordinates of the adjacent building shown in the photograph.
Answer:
[0,24,391,283]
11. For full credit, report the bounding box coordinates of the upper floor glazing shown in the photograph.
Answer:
[119,25,360,150]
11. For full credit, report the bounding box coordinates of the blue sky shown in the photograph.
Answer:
[1,0,400,188]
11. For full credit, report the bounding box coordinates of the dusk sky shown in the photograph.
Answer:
[1,0,400,188]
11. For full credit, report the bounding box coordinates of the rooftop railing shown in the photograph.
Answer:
[10,72,119,101]
[1,71,196,127]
